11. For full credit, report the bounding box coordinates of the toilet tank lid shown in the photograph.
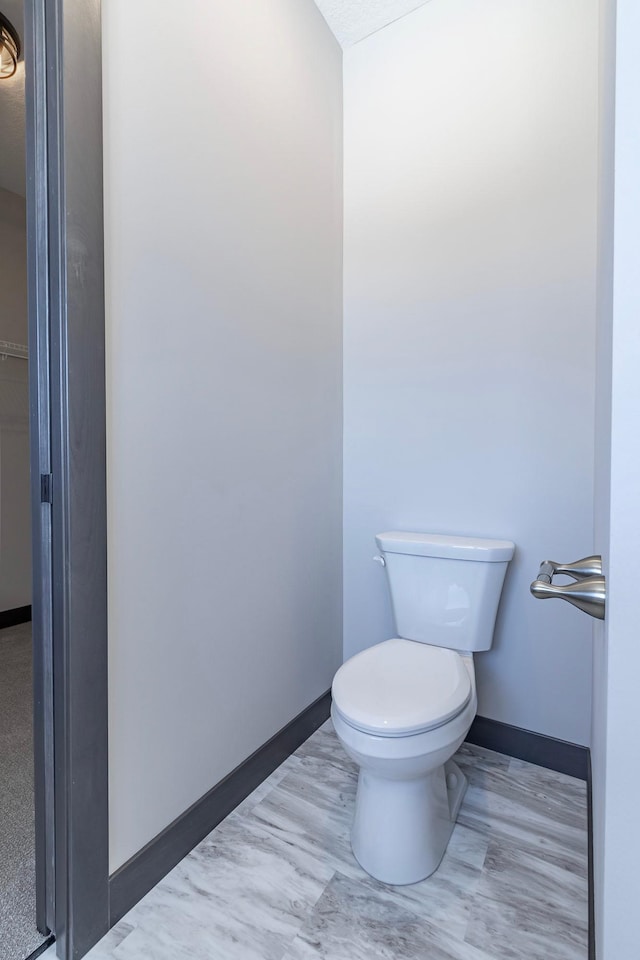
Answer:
[375,531,515,562]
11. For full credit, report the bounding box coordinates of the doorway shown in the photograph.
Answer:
[0,2,47,956]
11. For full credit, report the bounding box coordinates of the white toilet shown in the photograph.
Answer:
[331,531,514,886]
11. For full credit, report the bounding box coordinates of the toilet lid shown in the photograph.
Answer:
[332,639,472,737]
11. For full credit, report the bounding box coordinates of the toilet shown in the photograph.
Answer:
[331,531,514,885]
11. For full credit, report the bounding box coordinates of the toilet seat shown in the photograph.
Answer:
[332,638,472,738]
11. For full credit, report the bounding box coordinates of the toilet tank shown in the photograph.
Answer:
[376,532,515,652]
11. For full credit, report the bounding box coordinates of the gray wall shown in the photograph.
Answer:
[103,0,343,871]
[0,188,31,612]
[343,0,598,746]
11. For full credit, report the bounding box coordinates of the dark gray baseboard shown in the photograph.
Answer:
[0,605,32,630]
[109,689,332,926]
[466,715,589,781]
[24,936,55,960]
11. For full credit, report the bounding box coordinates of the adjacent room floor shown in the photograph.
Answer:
[50,717,588,960]
[0,621,47,960]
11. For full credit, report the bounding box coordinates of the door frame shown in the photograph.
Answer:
[25,1,110,957]
[593,2,640,956]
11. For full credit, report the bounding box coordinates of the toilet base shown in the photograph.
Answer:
[351,759,467,885]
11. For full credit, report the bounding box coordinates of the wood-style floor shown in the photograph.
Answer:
[47,718,588,960]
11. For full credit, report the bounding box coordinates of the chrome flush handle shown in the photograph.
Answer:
[530,556,605,620]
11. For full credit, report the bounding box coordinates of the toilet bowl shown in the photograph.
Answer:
[332,531,514,885]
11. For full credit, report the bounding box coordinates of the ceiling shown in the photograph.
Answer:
[313,0,432,46]
[0,0,25,196]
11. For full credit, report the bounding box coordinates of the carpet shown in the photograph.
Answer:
[0,622,47,960]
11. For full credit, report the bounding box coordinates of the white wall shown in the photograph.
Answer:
[343,0,598,745]
[0,188,31,612]
[103,0,343,871]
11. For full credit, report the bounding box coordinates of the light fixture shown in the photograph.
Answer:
[0,11,21,79]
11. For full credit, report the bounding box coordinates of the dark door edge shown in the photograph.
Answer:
[587,750,595,959]
[25,1,110,957]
